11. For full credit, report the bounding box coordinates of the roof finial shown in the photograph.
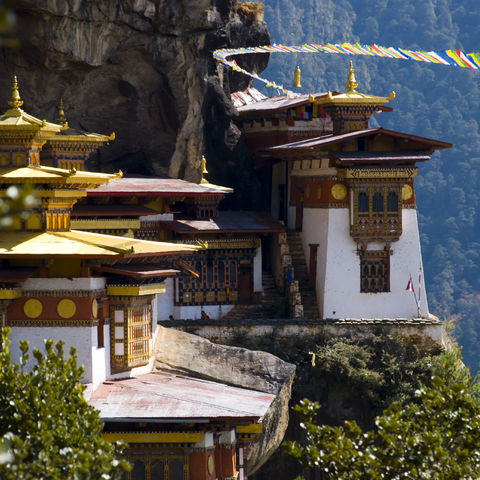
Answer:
[293,66,301,92]
[8,76,23,109]
[199,155,209,184]
[56,98,67,125]
[344,60,358,92]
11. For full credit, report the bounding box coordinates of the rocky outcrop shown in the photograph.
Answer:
[3,0,268,205]
[154,325,296,474]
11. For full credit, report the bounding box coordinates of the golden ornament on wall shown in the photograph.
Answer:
[305,184,311,199]
[331,183,347,200]
[207,455,214,475]
[24,298,43,319]
[402,184,413,200]
[57,299,76,319]
[92,299,99,318]
[317,185,322,200]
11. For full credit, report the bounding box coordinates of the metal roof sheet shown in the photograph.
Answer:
[87,371,275,421]
[333,151,432,164]
[98,265,180,278]
[161,211,285,234]
[0,231,199,257]
[87,178,230,196]
[234,91,330,115]
[267,127,452,153]
[72,204,158,217]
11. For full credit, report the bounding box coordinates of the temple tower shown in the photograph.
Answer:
[263,63,452,319]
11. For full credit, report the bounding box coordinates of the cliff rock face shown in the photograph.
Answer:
[154,325,296,474]
[4,0,268,205]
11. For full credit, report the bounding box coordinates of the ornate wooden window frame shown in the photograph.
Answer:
[124,453,188,480]
[175,250,255,306]
[359,249,391,293]
[109,296,153,373]
[350,185,402,241]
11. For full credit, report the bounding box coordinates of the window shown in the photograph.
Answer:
[109,300,151,372]
[123,455,187,480]
[372,192,383,212]
[360,250,390,293]
[351,186,402,240]
[176,254,253,306]
[387,191,398,211]
[358,192,368,212]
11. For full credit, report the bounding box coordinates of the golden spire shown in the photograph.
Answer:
[8,76,23,109]
[56,98,67,125]
[344,60,358,92]
[293,66,301,92]
[199,155,208,184]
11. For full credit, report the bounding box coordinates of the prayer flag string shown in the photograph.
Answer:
[213,42,480,96]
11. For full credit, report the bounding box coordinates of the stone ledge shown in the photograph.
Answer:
[160,316,442,328]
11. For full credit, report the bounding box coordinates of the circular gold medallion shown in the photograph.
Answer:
[92,299,99,318]
[402,184,413,200]
[57,299,76,319]
[207,455,214,475]
[24,299,43,319]
[331,183,347,200]
[316,185,322,200]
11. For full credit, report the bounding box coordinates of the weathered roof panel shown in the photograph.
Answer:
[161,211,285,234]
[88,371,275,421]
[87,178,230,196]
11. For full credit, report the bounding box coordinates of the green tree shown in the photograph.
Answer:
[285,366,480,479]
[0,327,130,479]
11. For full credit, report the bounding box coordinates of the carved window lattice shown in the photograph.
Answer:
[351,186,402,240]
[176,252,254,306]
[360,250,390,293]
[110,300,151,372]
[122,454,188,480]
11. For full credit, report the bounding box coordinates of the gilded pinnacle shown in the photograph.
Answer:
[8,76,23,109]
[57,98,67,125]
[344,60,358,92]
[293,66,301,91]
[199,155,208,184]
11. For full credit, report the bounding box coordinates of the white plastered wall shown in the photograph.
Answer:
[8,325,106,387]
[10,277,109,387]
[302,208,428,319]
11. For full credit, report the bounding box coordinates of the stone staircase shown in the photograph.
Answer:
[222,271,287,319]
[286,231,320,318]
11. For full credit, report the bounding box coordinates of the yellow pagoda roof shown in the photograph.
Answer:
[0,77,62,135]
[53,127,114,143]
[0,165,122,187]
[311,61,395,107]
[0,230,199,258]
[53,99,114,143]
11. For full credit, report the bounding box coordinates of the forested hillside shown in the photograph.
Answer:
[261,0,480,370]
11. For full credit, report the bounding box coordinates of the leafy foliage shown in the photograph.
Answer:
[285,354,480,479]
[0,185,37,230]
[0,327,129,479]
[262,0,480,371]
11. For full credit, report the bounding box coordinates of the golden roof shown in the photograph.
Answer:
[311,61,395,107]
[0,77,62,134]
[0,165,122,187]
[0,230,199,257]
[54,98,114,143]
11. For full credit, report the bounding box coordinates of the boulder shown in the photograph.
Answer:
[154,325,296,474]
